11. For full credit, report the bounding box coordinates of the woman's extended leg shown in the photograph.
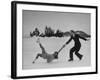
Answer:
[39,43,47,54]
[32,53,42,63]
[37,38,47,54]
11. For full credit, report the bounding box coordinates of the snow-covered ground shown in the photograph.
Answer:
[22,10,91,70]
[22,36,91,70]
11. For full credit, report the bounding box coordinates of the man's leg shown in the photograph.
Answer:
[75,51,83,60]
[68,47,75,61]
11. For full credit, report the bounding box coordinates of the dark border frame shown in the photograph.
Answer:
[11,1,98,79]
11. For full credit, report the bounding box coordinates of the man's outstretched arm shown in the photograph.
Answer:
[66,37,72,44]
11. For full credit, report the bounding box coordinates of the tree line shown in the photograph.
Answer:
[30,26,64,37]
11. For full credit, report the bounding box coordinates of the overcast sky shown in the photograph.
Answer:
[22,10,90,36]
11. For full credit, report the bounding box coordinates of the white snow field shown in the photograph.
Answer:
[22,10,91,70]
[22,36,91,70]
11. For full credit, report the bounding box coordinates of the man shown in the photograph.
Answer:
[66,30,88,61]
[32,39,58,63]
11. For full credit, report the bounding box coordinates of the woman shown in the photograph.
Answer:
[32,39,58,63]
